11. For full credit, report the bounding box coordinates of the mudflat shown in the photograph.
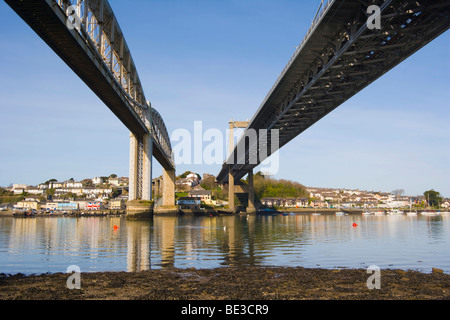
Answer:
[0,267,449,300]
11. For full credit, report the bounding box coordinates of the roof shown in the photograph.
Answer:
[189,190,212,195]
[177,197,201,201]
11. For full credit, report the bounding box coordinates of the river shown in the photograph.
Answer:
[0,214,449,275]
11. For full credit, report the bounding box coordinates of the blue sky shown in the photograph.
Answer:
[0,0,449,197]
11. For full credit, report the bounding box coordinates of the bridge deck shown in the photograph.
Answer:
[217,0,450,183]
[5,0,174,170]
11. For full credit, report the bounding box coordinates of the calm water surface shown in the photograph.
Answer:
[0,214,449,275]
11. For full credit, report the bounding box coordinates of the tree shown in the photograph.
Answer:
[82,179,93,187]
[177,171,191,179]
[392,189,405,200]
[176,171,201,180]
[109,174,117,178]
[111,188,121,199]
[200,175,216,190]
[424,190,443,208]
[253,175,308,199]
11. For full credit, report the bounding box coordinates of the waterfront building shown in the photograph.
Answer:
[84,202,103,211]
[177,197,201,210]
[43,202,58,211]
[261,197,309,208]
[57,202,78,211]
[15,201,41,211]
[109,199,125,210]
[188,190,213,204]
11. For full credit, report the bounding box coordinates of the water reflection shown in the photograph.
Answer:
[126,220,151,272]
[0,214,449,275]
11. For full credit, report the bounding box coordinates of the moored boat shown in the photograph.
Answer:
[257,208,281,216]
[388,210,404,215]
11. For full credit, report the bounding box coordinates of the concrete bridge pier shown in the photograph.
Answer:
[228,168,255,214]
[155,168,178,214]
[247,170,255,212]
[127,132,154,218]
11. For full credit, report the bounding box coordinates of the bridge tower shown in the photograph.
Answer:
[127,105,176,217]
[227,120,256,214]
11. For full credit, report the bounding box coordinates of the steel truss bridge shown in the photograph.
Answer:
[4,0,449,213]
[217,0,450,185]
[5,0,176,209]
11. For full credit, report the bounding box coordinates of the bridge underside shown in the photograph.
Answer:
[6,0,176,212]
[218,0,450,183]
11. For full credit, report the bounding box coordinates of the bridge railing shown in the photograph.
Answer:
[256,0,335,119]
[54,0,173,162]
[55,0,147,115]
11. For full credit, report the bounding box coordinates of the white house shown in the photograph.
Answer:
[26,188,45,195]
[92,177,104,185]
[64,181,83,188]
[108,178,120,186]
[49,182,64,189]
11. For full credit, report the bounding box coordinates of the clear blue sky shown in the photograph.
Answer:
[0,0,449,197]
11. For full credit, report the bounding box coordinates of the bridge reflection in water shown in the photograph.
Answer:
[0,215,449,275]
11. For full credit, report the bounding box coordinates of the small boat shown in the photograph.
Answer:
[374,211,385,216]
[361,202,371,215]
[406,200,417,216]
[388,210,404,215]
[282,212,295,216]
[421,211,437,216]
[257,208,281,216]
[335,211,345,216]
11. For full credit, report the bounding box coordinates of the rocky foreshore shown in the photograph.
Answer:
[0,267,448,300]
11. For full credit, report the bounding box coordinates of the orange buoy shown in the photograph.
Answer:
[113,225,119,231]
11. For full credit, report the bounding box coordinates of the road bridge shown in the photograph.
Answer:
[217,0,450,212]
[5,0,177,215]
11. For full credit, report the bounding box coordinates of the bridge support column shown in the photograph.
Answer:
[156,178,161,199]
[127,132,154,219]
[228,167,235,213]
[162,168,176,207]
[153,168,177,215]
[128,133,139,201]
[141,133,153,202]
[247,170,256,213]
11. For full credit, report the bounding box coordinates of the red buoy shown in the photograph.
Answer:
[353,223,358,227]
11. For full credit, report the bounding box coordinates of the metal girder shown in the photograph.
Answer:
[217,0,450,183]
[4,0,174,170]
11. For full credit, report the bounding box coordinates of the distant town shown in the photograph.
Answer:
[0,172,448,213]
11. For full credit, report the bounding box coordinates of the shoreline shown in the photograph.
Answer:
[0,209,392,218]
[0,266,448,300]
